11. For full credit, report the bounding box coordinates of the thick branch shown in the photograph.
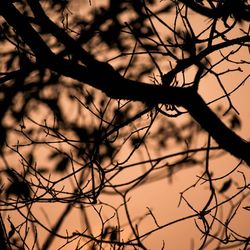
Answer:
[162,35,250,84]
[183,94,250,165]
[178,0,250,21]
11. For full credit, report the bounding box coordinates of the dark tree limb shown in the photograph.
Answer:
[178,0,250,21]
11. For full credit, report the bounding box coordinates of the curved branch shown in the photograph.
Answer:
[178,0,250,21]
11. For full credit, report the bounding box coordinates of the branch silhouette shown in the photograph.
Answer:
[0,1,250,249]
[0,0,249,165]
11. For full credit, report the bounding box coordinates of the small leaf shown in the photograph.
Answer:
[131,137,141,148]
[6,180,30,199]
[102,226,109,239]
[143,43,158,51]
[48,151,60,160]
[110,227,117,242]
[5,168,18,181]
[243,206,250,211]
[28,154,34,166]
[55,157,69,172]
[219,179,232,193]
[37,168,49,173]
[8,221,15,239]
[160,4,173,13]
[85,93,94,105]
[230,115,241,129]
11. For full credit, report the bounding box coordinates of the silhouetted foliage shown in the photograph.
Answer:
[0,0,250,249]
